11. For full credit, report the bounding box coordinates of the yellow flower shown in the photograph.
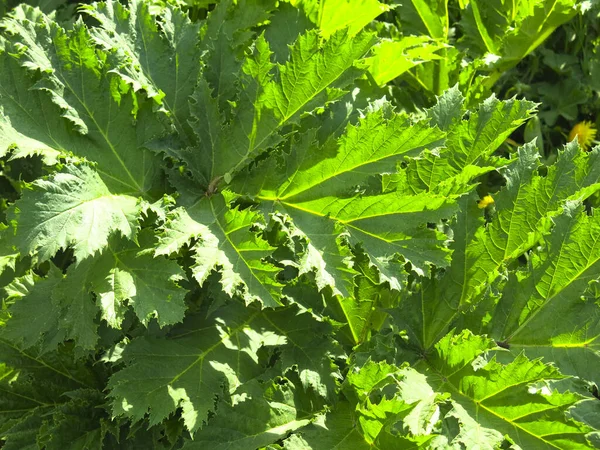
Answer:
[569,121,597,150]
[478,194,494,209]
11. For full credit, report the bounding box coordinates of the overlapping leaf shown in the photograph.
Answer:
[484,202,600,385]
[183,379,311,449]
[460,0,578,70]
[82,0,201,138]
[3,232,185,351]
[156,194,283,307]
[6,164,140,263]
[396,141,600,350]
[0,342,114,449]
[394,87,536,195]
[237,110,456,295]
[0,0,599,448]
[175,28,376,188]
[1,7,167,195]
[108,302,340,433]
[421,331,597,449]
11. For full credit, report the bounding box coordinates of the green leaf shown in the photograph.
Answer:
[344,361,442,446]
[442,95,535,179]
[460,0,578,69]
[173,28,376,188]
[7,164,140,263]
[466,141,600,304]
[242,112,455,295]
[485,202,600,386]
[108,302,339,433]
[183,380,310,449]
[394,0,449,40]
[36,389,110,450]
[1,266,66,351]
[396,141,600,351]
[367,37,446,86]
[0,342,107,449]
[82,0,201,139]
[157,195,283,307]
[0,47,68,164]
[3,231,185,352]
[55,232,186,330]
[317,0,390,38]
[2,7,167,195]
[283,403,370,450]
[420,330,596,449]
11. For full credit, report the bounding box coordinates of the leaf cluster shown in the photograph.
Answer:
[0,0,599,449]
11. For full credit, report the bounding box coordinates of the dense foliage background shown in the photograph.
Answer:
[1,0,600,448]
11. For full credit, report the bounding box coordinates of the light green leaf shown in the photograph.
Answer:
[367,37,446,86]
[395,141,600,351]
[7,165,140,263]
[421,330,595,449]
[486,202,600,386]
[283,403,370,450]
[394,0,449,40]
[55,231,185,330]
[443,95,535,175]
[460,0,578,69]
[466,141,600,305]
[0,46,69,164]
[173,28,375,189]
[317,0,390,38]
[240,112,454,295]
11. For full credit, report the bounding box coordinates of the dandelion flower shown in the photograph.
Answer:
[569,121,597,150]
[478,194,494,209]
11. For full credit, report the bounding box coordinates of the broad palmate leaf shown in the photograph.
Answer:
[6,164,140,263]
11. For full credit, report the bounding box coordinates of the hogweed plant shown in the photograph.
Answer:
[0,0,599,448]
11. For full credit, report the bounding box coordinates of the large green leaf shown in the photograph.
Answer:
[417,330,596,449]
[367,36,446,87]
[2,231,185,352]
[6,165,140,263]
[485,202,600,386]
[171,28,376,188]
[240,111,455,295]
[0,0,598,447]
[108,302,340,433]
[465,142,600,305]
[1,7,167,195]
[386,88,536,196]
[396,142,600,350]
